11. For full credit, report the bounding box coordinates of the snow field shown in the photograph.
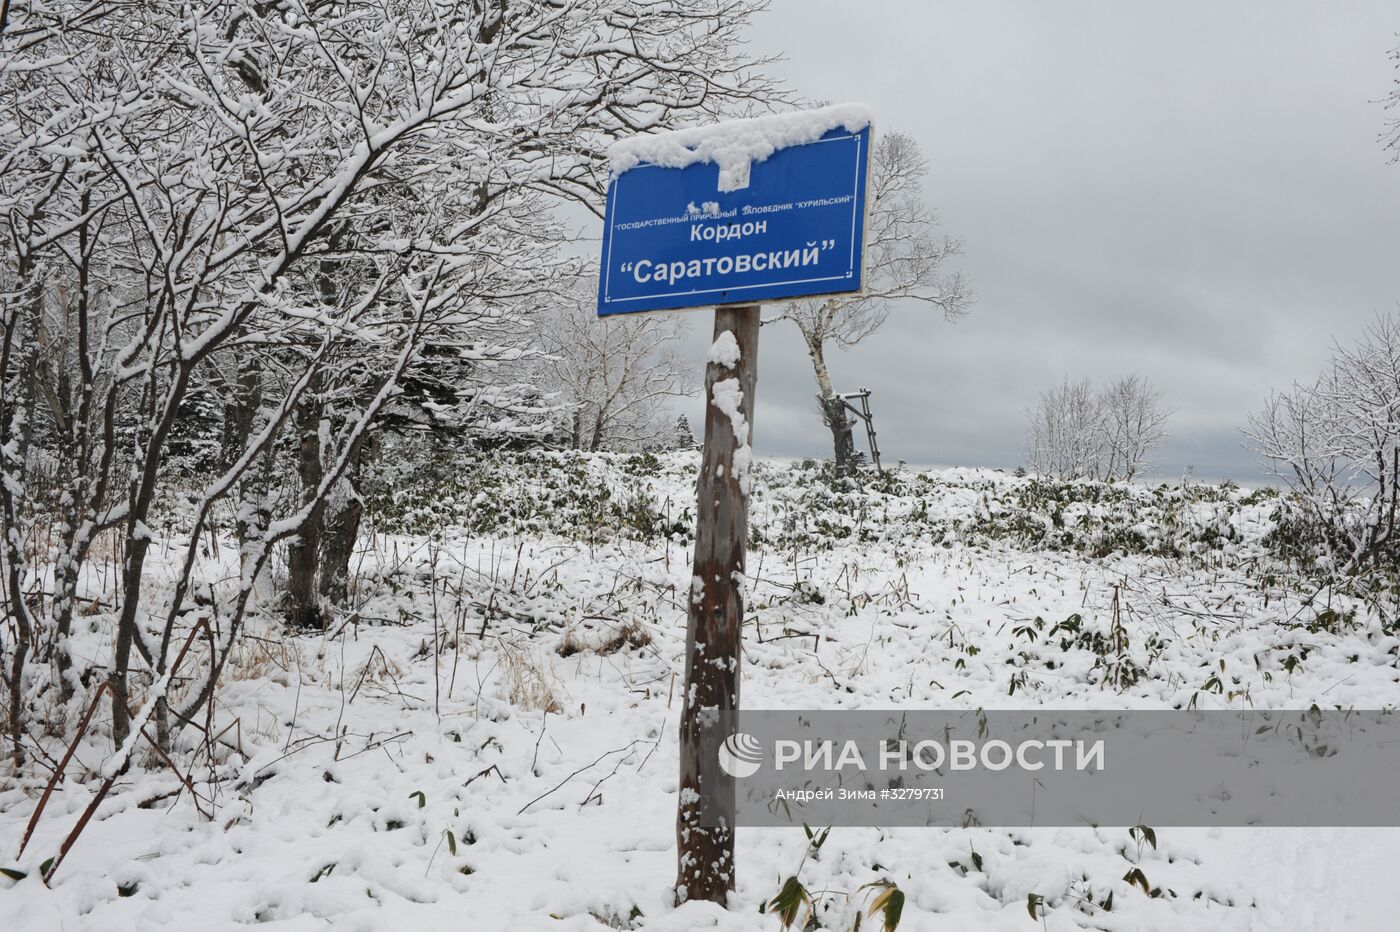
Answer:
[4,453,1398,930]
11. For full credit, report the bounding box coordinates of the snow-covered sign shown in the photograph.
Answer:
[597,105,873,316]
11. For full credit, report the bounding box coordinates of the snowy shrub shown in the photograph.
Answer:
[366,451,690,544]
[502,645,563,714]
[1246,313,1400,596]
[1025,375,1171,481]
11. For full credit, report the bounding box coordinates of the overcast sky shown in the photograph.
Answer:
[664,1,1400,482]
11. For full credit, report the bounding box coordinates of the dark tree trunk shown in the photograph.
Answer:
[285,391,325,629]
[0,257,40,764]
[111,361,193,749]
[588,408,606,451]
[821,394,857,475]
[226,354,270,562]
[317,482,363,608]
[317,435,369,609]
[676,305,759,907]
[803,333,856,475]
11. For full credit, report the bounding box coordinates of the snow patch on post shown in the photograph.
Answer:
[609,103,874,193]
[708,331,741,370]
[711,378,752,495]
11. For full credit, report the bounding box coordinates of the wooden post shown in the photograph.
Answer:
[675,304,759,906]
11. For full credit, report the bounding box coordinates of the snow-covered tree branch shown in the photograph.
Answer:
[0,0,777,762]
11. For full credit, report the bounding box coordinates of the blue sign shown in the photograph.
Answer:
[597,126,871,316]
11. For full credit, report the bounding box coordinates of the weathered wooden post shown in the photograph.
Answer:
[596,104,873,908]
[675,305,759,904]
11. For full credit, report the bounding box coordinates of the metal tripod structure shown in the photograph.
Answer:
[838,387,882,472]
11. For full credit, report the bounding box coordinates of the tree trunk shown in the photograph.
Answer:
[286,392,325,629]
[805,335,856,474]
[112,362,193,749]
[50,499,84,703]
[821,395,857,474]
[318,479,363,608]
[0,259,40,764]
[317,436,369,609]
[676,305,759,907]
[589,405,606,451]
[226,353,271,590]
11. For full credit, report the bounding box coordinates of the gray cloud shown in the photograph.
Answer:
[670,0,1400,482]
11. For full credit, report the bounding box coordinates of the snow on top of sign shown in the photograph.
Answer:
[609,103,873,193]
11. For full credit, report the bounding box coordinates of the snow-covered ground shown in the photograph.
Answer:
[3,453,1397,930]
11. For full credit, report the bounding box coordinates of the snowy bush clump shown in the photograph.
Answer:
[366,451,1279,567]
[1247,313,1400,593]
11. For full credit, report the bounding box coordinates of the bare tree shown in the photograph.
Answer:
[542,287,695,451]
[1025,375,1169,481]
[1245,312,1400,576]
[1025,377,1105,480]
[1100,375,1171,481]
[766,131,972,472]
